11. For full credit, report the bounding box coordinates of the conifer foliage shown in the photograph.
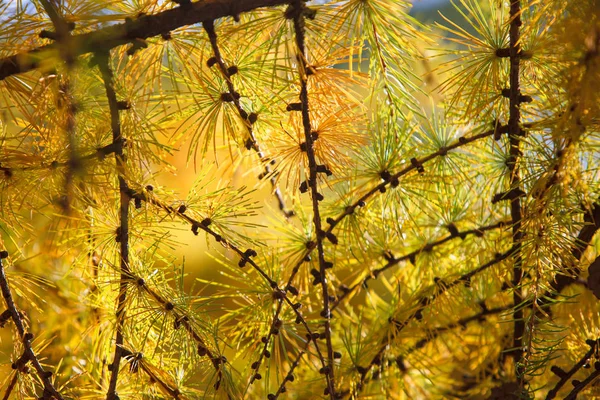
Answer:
[0,0,599,398]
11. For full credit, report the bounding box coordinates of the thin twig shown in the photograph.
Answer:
[39,0,77,213]
[538,201,600,310]
[134,278,226,393]
[332,220,510,310]
[127,186,329,388]
[119,347,183,399]
[202,20,293,218]
[0,140,124,175]
[325,127,498,233]
[352,249,512,397]
[405,305,510,356]
[140,363,181,399]
[355,304,511,392]
[546,339,599,399]
[97,52,131,400]
[2,371,18,400]
[564,369,600,400]
[291,0,336,397]
[244,301,284,392]
[272,340,310,399]
[0,253,64,400]
[276,126,499,318]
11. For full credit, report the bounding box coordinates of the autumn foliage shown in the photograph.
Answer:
[0,0,600,399]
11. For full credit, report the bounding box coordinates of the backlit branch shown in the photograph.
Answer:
[0,252,64,400]
[290,0,336,396]
[505,0,526,384]
[405,305,510,357]
[271,340,310,399]
[202,20,293,218]
[0,0,290,81]
[357,303,511,392]
[119,347,182,399]
[352,249,512,397]
[38,0,78,213]
[325,127,498,233]
[547,339,599,399]
[97,52,131,400]
[125,185,328,386]
[332,220,510,310]
[278,126,500,308]
[133,277,227,393]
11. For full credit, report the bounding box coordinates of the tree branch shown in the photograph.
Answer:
[2,371,18,400]
[547,339,599,399]
[0,0,290,81]
[564,368,600,400]
[97,52,131,400]
[507,0,525,385]
[406,305,510,356]
[332,220,510,310]
[133,277,226,393]
[290,0,336,397]
[352,249,512,397]
[325,127,498,233]
[271,340,310,399]
[126,186,328,389]
[0,253,64,400]
[119,347,182,399]
[202,20,293,218]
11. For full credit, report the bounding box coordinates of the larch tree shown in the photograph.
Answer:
[0,0,599,399]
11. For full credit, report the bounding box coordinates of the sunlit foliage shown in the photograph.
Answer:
[0,0,599,399]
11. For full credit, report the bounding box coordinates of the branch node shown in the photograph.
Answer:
[286,102,303,111]
[492,188,526,204]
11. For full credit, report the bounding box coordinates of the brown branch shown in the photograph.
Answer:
[271,340,310,399]
[134,278,226,394]
[325,127,498,233]
[547,339,599,399]
[355,304,511,393]
[139,363,181,399]
[245,301,284,390]
[0,253,64,400]
[257,126,498,315]
[554,201,600,293]
[247,127,503,392]
[506,0,525,385]
[352,250,512,397]
[39,0,78,213]
[272,126,499,323]
[97,52,131,400]
[405,305,510,356]
[2,371,18,400]
[0,0,290,81]
[290,1,336,397]
[120,347,182,399]
[563,368,600,400]
[38,0,72,44]
[202,20,293,218]
[0,140,122,176]
[126,186,328,387]
[331,220,510,310]
[523,201,600,317]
